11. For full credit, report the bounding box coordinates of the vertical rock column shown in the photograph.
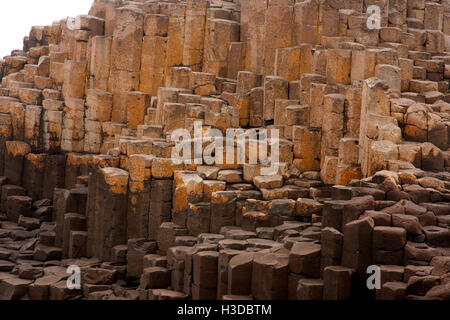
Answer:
[293,126,321,172]
[140,14,169,97]
[4,141,31,186]
[240,0,250,43]
[252,253,289,300]
[227,42,246,80]
[42,109,63,154]
[444,6,450,51]
[64,153,90,189]
[203,18,240,77]
[183,0,208,72]
[155,87,179,126]
[320,94,345,184]
[108,6,144,123]
[424,2,444,31]
[210,191,237,234]
[62,60,87,100]
[275,47,301,82]
[0,112,13,175]
[23,153,47,200]
[351,49,377,83]
[249,87,264,127]
[318,0,340,40]
[127,154,153,240]
[326,49,352,85]
[49,51,67,88]
[59,20,76,61]
[293,0,319,46]
[337,85,363,185]
[62,212,87,259]
[358,78,395,177]
[173,172,204,227]
[42,154,66,200]
[88,35,112,91]
[192,251,219,300]
[148,179,173,241]
[345,87,362,139]
[246,0,267,75]
[164,3,187,78]
[127,91,150,131]
[263,76,288,122]
[60,57,87,153]
[54,186,88,251]
[85,155,119,256]
[73,15,105,61]
[53,188,70,248]
[24,105,42,152]
[11,101,25,141]
[309,83,338,130]
[323,265,356,300]
[87,167,129,261]
[263,1,294,76]
[84,89,112,153]
[336,138,362,186]
[342,217,374,278]
[62,97,86,153]
[320,227,343,275]
[227,252,254,297]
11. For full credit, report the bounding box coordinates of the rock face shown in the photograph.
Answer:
[0,0,449,301]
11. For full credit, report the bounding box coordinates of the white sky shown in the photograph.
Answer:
[0,0,93,58]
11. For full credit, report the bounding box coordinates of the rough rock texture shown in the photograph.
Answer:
[0,0,449,301]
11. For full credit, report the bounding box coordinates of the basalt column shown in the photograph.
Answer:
[87,167,129,261]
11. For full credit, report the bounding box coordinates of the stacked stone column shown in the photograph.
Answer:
[86,167,129,261]
[108,6,144,123]
[182,0,208,72]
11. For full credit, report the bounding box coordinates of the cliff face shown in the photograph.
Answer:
[0,0,449,301]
